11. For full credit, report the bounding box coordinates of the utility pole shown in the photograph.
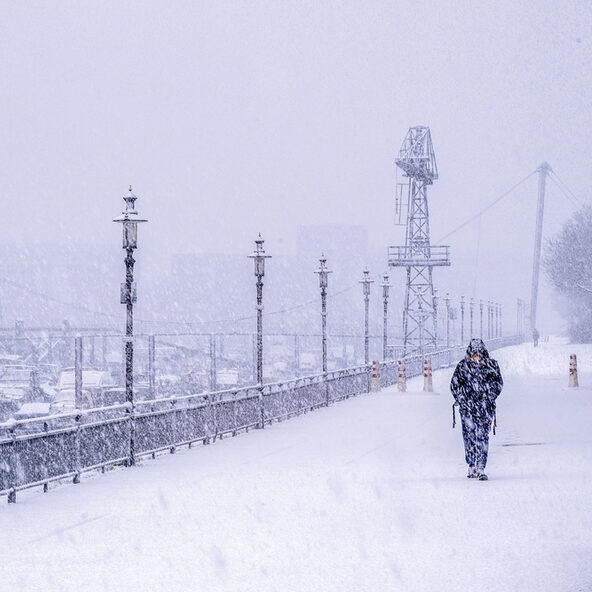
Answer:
[530,162,551,336]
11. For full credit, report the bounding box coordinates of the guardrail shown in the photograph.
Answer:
[0,334,521,502]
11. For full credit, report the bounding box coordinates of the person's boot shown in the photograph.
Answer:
[467,466,478,479]
[477,470,488,481]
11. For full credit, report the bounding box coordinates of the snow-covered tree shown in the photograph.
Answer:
[544,205,592,342]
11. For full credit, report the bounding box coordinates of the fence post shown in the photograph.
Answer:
[397,360,407,392]
[7,428,17,503]
[170,399,177,453]
[370,360,380,392]
[258,385,265,429]
[89,335,96,367]
[294,334,300,376]
[569,354,579,387]
[232,390,238,437]
[423,358,433,392]
[101,334,108,370]
[73,414,82,484]
[74,336,83,409]
[209,334,217,391]
[148,334,156,400]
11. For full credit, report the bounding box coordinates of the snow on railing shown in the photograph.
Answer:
[0,334,522,503]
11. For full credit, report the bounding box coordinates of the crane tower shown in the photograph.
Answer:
[388,126,450,357]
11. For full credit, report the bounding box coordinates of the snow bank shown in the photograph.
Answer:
[493,341,592,376]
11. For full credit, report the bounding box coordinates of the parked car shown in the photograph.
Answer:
[216,369,240,389]
[299,352,317,374]
[51,368,118,411]
[0,365,45,422]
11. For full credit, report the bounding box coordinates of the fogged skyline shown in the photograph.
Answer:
[0,1,590,334]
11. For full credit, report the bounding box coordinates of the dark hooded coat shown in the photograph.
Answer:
[450,339,503,420]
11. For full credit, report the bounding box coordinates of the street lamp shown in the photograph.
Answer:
[359,268,374,364]
[460,295,465,346]
[445,292,451,348]
[315,255,332,374]
[380,273,392,360]
[469,297,474,338]
[248,234,271,386]
[479,299,484,339]
[433,288,439,346]
[113,186,147,467]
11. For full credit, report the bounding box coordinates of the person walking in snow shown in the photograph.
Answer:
[450,338,503,481]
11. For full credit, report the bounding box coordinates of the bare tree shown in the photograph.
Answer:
[544,204,592,342]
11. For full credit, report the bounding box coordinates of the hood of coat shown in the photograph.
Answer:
[465,338,489,359]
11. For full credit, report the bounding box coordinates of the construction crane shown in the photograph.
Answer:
[388,126,450,357]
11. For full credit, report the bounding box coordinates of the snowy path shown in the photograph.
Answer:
[2,343,592,592]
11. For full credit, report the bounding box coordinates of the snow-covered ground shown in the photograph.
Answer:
[2,342,592,591]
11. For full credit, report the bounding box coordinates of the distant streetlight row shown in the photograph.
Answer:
[115,188,504,453]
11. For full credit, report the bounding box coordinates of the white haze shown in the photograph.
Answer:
[0,1,590,337]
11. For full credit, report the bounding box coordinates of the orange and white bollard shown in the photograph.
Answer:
[569,354,579,387]
[370,360,381,392]
[423,358,433,392]
[397,360,407,392]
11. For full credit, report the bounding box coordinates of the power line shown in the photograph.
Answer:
[435,170,538,243]
[0,267,385,330]
[137,279,370,328]
[548,171,584,209]
[0,276,121,323]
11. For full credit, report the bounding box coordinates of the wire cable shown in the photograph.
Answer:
[548,171,584,209]
[435,170,538,243]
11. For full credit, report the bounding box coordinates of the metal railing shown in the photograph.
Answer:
[0,334,521,502]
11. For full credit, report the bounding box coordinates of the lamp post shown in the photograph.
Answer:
[248,234,271,386]
[479,299,484,339]
[460,295,465,346]
[469,297,474,339]
[113,186,147,467]
[433,288,439,346]
[380,273,391,360]
[445,292,451,348]
[359,268,374,364]
[499,303,503,337]
[315,255,332,374]
[494,303,498,338]
[417,299,426,358]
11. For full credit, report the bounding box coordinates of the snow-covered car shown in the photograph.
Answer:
[216,369,240,389]
[299,352,316,374]
[51,369,117,411]
[0,365,45,421]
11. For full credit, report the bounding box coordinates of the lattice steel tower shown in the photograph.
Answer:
[388,126,450,357]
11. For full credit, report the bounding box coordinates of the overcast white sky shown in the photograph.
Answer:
[0,1,590,330]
